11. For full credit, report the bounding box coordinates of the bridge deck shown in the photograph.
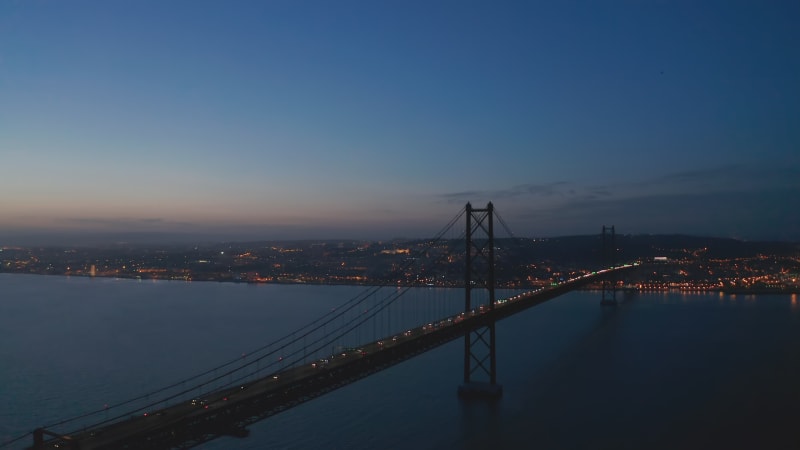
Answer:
[32,265,637,450]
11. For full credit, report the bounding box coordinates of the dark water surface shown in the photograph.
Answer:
[1,274,799,449]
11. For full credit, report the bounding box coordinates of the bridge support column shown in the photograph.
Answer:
[601,225,618,306]
[458,202,502,399]
[33,428,44,449]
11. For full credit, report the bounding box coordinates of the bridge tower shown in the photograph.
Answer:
[601,225,618,306]
[458,202,502,399]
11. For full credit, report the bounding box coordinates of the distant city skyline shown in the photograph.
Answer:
[1,1,798,245]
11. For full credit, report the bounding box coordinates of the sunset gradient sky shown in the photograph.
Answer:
[1,1,798,244]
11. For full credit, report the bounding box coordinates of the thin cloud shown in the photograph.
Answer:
[438,182,573,204]
[513,182,570,198]
[620,165,800,195]
[453,165,800,240]
[439,190,485,204]
[56,217,192,229]
[512,186,800,240]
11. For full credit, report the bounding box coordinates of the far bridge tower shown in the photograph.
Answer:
[601,225,618,306]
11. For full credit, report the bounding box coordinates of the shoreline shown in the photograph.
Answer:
[2,271,798,295]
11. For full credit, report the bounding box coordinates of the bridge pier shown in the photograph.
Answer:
[458,381,503,399]
[32,428,43,449]
[600,225,618,306]
[458,319,502,399]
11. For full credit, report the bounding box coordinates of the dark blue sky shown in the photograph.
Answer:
[1,1,798,243]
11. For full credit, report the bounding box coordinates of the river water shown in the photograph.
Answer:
[1,273,799,449]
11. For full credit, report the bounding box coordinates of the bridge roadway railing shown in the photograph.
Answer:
[32,264,638,450]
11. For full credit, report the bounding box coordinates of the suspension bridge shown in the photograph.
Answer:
[6,203,640,450]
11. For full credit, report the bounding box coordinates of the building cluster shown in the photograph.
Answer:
[1,236,798,293]
[632,254,800,293]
